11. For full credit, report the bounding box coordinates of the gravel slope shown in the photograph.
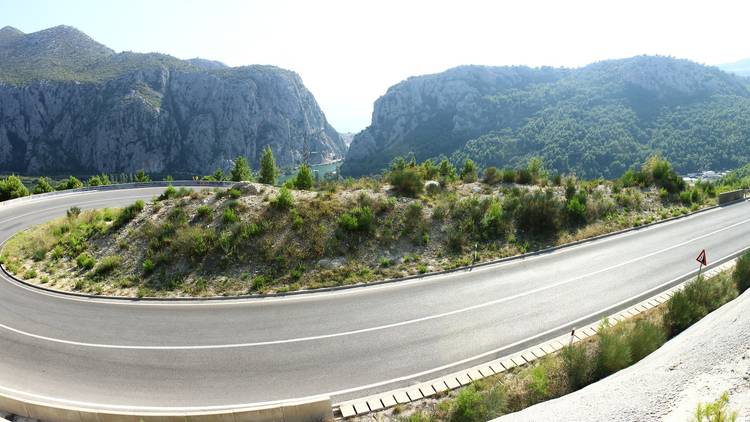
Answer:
[498,290,750,421]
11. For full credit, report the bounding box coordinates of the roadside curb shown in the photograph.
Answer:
[1,183,746,302]
[0,393,333,422]
[334,254,745,419]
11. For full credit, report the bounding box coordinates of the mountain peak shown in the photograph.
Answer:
[0,25,24,45]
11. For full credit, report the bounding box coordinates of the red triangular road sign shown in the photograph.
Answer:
[696,249,707,266]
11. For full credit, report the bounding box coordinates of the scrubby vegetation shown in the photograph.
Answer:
[1,156,735,297]
[376,258,748,421]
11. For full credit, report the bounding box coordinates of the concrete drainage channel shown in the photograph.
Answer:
[334,258,741,419]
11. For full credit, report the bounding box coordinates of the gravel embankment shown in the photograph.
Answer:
[498,290,750,421]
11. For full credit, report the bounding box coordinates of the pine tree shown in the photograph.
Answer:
[230,156,253,182]
[258,146,279,185]
[294,164,314,190]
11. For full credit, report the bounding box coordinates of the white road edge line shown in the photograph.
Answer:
[1,217,748,350]
[0,248,743,413]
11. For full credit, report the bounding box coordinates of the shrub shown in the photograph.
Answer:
[188,228,214,257]
[514,189,562,236]
[566,194,587,225]
[92,255,122,277]
[733,250,750,293]
[56,175,83,191]
[159,185,177,200]
[133,170,150,182]
[88,174,111,186]
[482,167,501,185]
[561,342,593,391]
[66,206,81,219]
[664,274,737,336]
[196,205,213,219]
[627,318,666,362]
[222,208,238,224]
[481,199,508,239]
[252,275,270,291]
[114,200,145,228]
[525,364,550,402]
[501,169,516,183]
[271,186,294,210]
[692,392,738,422]
[390,166,424,197]
[228,188,241,199]
[449,384,506,422]
[32,248,46,261]
[76,252,96,270]
[142,258,155,274]
[515,168,533,185]
[230,156,253,181]
[438,159,457,182]
[595,321,632,378]
[24,269,37,279]
[0,175,30,200]
[294,164,314,190]
[338,206,374,232]
[460,159,478,183]
[32,177,55,194]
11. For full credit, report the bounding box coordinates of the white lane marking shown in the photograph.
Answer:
[0,249,744,413]
[1,217,749,350]
[0,196,739,308]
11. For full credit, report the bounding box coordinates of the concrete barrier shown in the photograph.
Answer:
[718,189,748,205]
[0,392,333,422]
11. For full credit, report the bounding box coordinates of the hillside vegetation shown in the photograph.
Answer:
[343,56,750,178]
[0,157,725,297]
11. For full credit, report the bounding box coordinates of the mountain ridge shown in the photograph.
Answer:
[0,25,346,175]
[343,55,750,178]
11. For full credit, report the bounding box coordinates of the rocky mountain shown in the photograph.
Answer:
[0,25,346,175]
[343,56,750,178]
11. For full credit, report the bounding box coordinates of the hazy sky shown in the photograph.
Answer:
[2,0,750,132]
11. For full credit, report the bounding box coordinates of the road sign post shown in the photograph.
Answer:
[696,249,708,277]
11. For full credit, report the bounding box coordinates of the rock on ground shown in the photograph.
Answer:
[497,290,750,421]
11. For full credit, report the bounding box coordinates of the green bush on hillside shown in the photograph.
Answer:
[32,177,55,194]
[561,343,593,391]
[733,251,750,293]
[595,321,632,379]
[627,318,666,362]
[338,206,374,233]
[0,175,29,201]
[271,186,294,210]
[664,274,737,336]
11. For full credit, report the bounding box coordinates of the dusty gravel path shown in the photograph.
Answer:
[498,290,750,422]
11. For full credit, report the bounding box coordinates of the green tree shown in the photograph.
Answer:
[294,164,314,190]
[438,159,457,181]
[88,174,111,186]
[230,156,253,182]
[258,146,279,185]
[134,170,151,183]
[32,177,55,194]
[56,176,83,190]
[0,175,30,201]
[460,158,478,183]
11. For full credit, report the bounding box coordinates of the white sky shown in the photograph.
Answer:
[4,0,750,132]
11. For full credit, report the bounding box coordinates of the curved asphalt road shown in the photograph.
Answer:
[0,187,748,412]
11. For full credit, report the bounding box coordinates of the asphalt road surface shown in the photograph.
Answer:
[0,187,748,413]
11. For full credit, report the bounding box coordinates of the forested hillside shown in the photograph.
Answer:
[343,56,750,178]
